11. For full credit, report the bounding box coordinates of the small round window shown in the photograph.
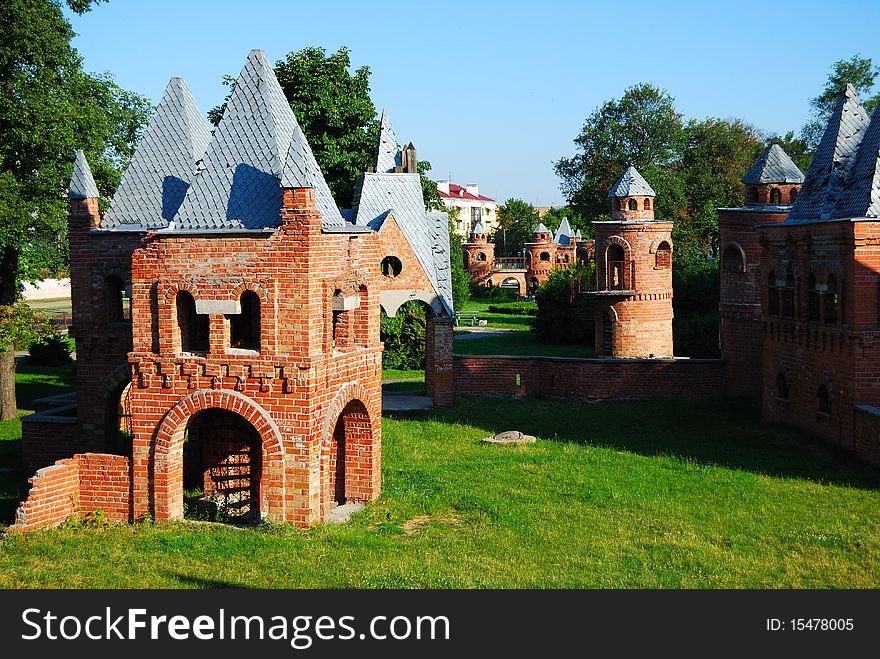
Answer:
[381,256,403,278]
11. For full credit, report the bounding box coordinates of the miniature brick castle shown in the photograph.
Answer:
[463,216,593,296]
[14,49,454,531]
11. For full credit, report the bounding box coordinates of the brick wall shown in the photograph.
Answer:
[453,355,726,400]
[9,453,131,533]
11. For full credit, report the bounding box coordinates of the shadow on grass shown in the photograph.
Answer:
[0,467,27,526]
[387,396,880,490]
[164,572,249,589]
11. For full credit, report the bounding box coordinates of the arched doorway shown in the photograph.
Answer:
[601,308,615,356]
[501,277,521,296]
[323,400,372,516]
[182,409,263,524]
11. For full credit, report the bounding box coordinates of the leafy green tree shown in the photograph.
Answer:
[541,206,591,238]
[445,207,470,310]
[532,262,594,346]
[210,46,379,208]
[379,301,426,370]
[554,83,684,223]
[800,55,880,152]
[495,198,539,257]
[0,0,150,417]
[677,118,764,257]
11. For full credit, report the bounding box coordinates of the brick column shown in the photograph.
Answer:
[425,316,455,408]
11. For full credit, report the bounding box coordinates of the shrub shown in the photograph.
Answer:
[486,303,537,316]
[469,282,518,300]
[28,334,73,365]
[674,312,721,358]
[380,300,427,370]
[672,248,720,357]
[531,263,595,345]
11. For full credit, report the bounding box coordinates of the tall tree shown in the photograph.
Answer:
[210,46,379,208]
[554,83,684,222]
[495,199,539,257]
[0,0,150,418]
[800,55,880,152]
[677,118,764,256]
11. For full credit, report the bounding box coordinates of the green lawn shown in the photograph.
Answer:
[459,297,535,330]
[454,330,595,358]
[2,394,879,588]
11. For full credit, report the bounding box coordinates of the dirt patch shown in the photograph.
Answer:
[401,513,462,535]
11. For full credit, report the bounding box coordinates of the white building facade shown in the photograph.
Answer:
[436,181,497,238]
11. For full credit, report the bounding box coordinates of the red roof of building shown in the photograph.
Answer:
[437,182,495,202]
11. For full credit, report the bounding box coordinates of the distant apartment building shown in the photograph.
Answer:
[436,181,497,237]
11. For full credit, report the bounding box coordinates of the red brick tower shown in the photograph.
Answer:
[591,166,673,357]
[718,144,803,398]
[463,219,495,283]
[524,223,557,294]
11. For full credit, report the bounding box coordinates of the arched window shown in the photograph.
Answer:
[106,275,126,322]
[825,274,839,324]
[722,244,744,273]
[746,187,758,204]
[475,252,487,262]
[380,256,402,278]
[776,371,789,400]
[644,198,652,211]
[768,270,779,315]
[230,290,260,351]
[818,383,831,415]
[807,271,819,321]
[770,188,782,205]
[607,244,626,290]
[628,198,638,211]
[789,188,798,204]
[655,241,671,269]
[176,291,209,353]
[539,252,550,261]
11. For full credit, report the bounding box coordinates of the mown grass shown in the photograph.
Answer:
[454,330,595,358]
[2,395,878,588]
[459,297,535,330]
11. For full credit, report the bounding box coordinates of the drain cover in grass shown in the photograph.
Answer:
[482,430,536,445]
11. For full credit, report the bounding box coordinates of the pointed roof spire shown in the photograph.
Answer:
[789,84,870,220]
[374,109,402,173]
[174,49,342,231]
[69,149,99,199]
[575,229,583,239]
[471,218,486,235]
[833,106,880,219]
[742,144,804,185]
[280,124,344,226]
[103,77,211,229]
[554,216,574,245]
[608,165,655,198]
[533,222,550,234]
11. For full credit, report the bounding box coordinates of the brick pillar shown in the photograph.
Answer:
[425,316,455,408]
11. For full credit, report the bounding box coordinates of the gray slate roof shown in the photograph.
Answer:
[69,149,99,199]
[533,222,549,234]
[608,165,655,198]
[833,107,880,218]
[742,144,804,185]
[554,217,574,245]
[352,172,453,314]
[374,109,402,173]
[471,218,486,234]
[788,84,870,220]
[172,49,343,231]
[103,77,211,229]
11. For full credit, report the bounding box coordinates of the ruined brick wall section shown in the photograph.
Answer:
[718,208,788,398]
[8,453,131,533]
[453,356,725,400]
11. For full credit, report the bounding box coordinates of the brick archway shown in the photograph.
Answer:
[319,385,379,518]
[94,363,133,451]
[152,389,286,521]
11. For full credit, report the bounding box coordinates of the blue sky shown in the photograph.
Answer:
[67,0,880,207]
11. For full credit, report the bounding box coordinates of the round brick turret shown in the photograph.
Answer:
[463,219,495,281]
[591,166,672,358]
